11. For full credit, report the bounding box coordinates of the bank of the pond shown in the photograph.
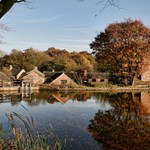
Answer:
[1,85,150,93]
[0,86,39,93]
[39,85,150,92]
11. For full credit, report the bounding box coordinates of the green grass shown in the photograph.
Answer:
[0,106,61,150]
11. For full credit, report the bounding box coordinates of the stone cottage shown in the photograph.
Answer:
[22,67,45,86]
[1,65,26,86]
[47,72,77,87]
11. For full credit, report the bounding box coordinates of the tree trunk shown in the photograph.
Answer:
[0,0,17,19]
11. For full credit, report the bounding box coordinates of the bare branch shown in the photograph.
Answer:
[95,0,124,16]
[79,0,124,16]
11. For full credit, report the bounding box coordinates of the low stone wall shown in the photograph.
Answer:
[0,86,20,92]
[0,86,40,92]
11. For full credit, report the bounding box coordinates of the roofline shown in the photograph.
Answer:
[26,69,45,77]
[49,72,64,85]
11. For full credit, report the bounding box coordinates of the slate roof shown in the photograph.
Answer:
[18,72,27,79]
[50,72,63,80]
[44,72,63,83]
[1,67,23,79]
[26,68,45,77]
[11,68,21,76]
[87,72,110,79]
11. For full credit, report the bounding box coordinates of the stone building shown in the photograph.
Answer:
[48,72,77,87]
[22,67,45,86]
[87,72,110,83]
[141,65,150,81]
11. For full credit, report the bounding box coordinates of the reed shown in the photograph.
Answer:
[0,106,61,150]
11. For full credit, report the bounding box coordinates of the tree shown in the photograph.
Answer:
[90,19,150,85]
[2,48,50,71]
[0,0,27,19]
[46,47,96,72]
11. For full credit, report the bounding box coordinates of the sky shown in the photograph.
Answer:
[1,0,150,53]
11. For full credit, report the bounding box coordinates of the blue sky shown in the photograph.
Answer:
[1,0,150,53]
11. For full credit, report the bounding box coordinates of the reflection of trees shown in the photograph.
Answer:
[88,92,150,150]
[70,92,93,101]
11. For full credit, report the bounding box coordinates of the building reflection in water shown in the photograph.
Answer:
[0,91,93,106]
[141,92,150,114]
[0,91,150,149]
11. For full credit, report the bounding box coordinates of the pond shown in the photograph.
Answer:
[0,91,150,150]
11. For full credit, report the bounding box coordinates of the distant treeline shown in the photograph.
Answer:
[0,47,98,72]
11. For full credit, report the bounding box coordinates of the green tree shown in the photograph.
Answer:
[4,49,24,69]
[90,19,150,85]
[23,48,50,71]
[3,48,49,71]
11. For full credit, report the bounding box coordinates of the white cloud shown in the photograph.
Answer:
[61,26,91,34]
[61,39,90,43]
[23,16,62,23]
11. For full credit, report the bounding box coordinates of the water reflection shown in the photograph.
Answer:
[0,92,94,106]
[88,92,150,150]
[1,91,150,149]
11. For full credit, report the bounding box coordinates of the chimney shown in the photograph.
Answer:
[83,70,87,77]
[9,65,13,70]
[34,66,38,70]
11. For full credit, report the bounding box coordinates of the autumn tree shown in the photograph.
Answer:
[90,19,150,85]
[45,47,96,72]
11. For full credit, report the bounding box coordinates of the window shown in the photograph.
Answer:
[100,79,105,82]
[92,79,96,82]
[61,80,67,85]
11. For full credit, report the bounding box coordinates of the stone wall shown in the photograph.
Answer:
[142,66,150,81]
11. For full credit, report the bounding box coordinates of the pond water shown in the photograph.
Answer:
[0,91,150,150]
